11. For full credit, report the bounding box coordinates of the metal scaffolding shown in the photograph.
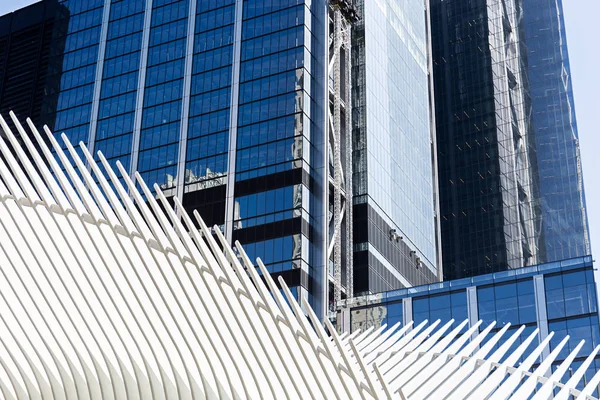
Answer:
[328,0,357,310]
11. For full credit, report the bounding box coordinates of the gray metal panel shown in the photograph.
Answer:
[533,275,550,363]
[312,0,329,322]
[174,0,198,203]
[466,286,479,342]
[129,0,154,181]
[425,0,443,279]
[223,0,244,243]
[403,297,413,332]
[86,0,111,154]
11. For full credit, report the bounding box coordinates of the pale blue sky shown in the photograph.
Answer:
[0,0,598,257]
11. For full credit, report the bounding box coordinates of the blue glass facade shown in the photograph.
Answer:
[1,0,331,318]
[94,0,146,183]
[137,0,189,194]
[340,256,600,395]
[521,0,591,261]
[50,0,105,164]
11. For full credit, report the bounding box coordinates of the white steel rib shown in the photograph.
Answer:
[0,110,597,399]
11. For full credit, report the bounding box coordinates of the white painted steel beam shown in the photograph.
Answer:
[0,111,597,399]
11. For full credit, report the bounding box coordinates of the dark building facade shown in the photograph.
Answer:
[0,0,68,131]
[431,0,590,280]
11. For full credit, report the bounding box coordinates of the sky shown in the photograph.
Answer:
[562,0,600,257]
[0,0,598,257]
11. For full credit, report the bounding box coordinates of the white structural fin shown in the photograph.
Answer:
[0,112,597,399]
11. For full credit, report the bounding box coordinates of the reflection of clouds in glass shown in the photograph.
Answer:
[351,305,388,332]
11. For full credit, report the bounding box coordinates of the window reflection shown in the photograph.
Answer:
[545,270,597,320]
[478,279,536,327]
[413,290,467,332]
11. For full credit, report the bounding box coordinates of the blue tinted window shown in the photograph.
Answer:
[191,66,232,94]
[64,26,102,52]
[550,316,600,361]
[110,0,145,20]
[478,279,535,327]
[195,5,235,33]
[192,46,233,73]
[98,92,137,118]
[97,113,135,140]
[146,59,186,86]
[189,88,230,116]
[152,1,188,26]
[142,101,182,128]
[412,291,467,332]
[239,69,303,104]
[138,143,179,171]
[144,80,184,107]
[108,14,144,40]
[193,25,234,53]
[140,122,181,150]
[241,26,303,61]
[105,33,143,59]
[237,114,302,149]
[147,38,186,66]
[243,0,303,19]
[149,19,188,46]
[242,5,304,40]
[103,52,141,78]
[62,46,100,71]
[242,235,301,272]
[188,110,230,138]
[545,270,597,320]
[101,72,139,98]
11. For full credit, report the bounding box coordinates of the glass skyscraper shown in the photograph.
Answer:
[0,0,440,318]
[0,0,330,317]
[351,0,441,294]
[521,0,591,262]
[430,0,590,280]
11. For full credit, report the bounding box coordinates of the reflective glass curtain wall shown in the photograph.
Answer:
[521,0,591,261]
[1,0,329,318]
[231,0,326,309]
[137,0,190,195]
[352,0,440,294]
[50,0,105,160]
[431,0,591,281]
[182,0,235,228]
[431,0,542,280]
[94,0,146,179]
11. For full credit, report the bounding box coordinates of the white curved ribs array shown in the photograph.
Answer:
[0,110,598,399]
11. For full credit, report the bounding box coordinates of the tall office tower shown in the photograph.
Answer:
[0,0,68,131]
[520,0,591,262]
[23,0,333,319]
[351,0,441,294]
[430,0,590,280]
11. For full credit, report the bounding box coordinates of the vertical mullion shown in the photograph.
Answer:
[223,0,244,243]
[129,0,154,182]
[87,0,112,155]
[174,0,199,204]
